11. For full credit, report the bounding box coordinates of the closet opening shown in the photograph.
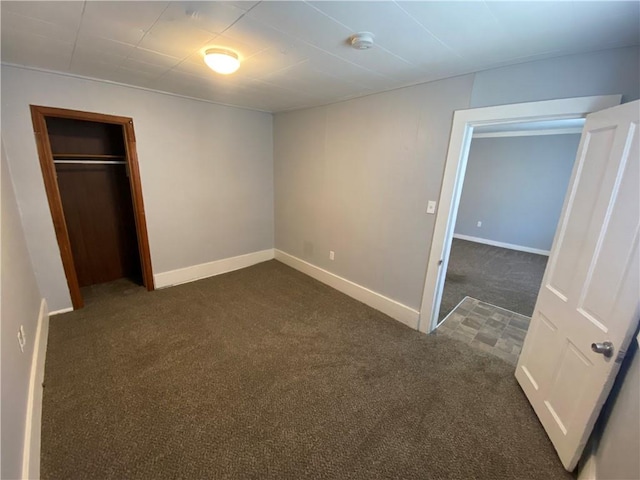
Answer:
[30,105,154,309]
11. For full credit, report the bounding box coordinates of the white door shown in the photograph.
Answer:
[515,100,639,471]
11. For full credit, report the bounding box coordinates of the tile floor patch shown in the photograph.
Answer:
[509,316,530,330]
[485,318,504,330]
[434,296,530,366]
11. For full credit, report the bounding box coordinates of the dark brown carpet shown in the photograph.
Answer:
[439,239,548,320]
[42,260,570,479]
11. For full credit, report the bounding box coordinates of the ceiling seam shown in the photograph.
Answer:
[303,1,417,68]
[135,2,172,48]
[220,1,263,36]
[392,1,463,60]
[119,2,178,86]
[67,0,87,70]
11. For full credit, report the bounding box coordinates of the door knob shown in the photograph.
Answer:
[591,341,614,358]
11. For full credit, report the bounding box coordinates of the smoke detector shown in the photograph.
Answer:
[349,32,375,50]
[185,8,201,20]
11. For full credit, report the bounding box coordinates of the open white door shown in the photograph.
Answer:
[516,100,639,471]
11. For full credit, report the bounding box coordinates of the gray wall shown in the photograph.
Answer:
[455,134,581,252]
[591,339,640,480]
[1,66,274,311]
[274,46,639,311]
[275,74,475,309]
[1,139,43,480]
[471,46,640,107]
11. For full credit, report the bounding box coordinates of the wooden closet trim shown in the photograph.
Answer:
[30,105,154,309]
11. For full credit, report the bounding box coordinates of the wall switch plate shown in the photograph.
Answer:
[17,325,25,353]
[427,201,437,214]
[477,221,482,227]
[329,250,335,261]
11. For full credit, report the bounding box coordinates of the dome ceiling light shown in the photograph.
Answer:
[349,32,375,50]
[204,48,240,75]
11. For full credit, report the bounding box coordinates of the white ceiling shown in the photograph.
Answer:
[2,1,639,113]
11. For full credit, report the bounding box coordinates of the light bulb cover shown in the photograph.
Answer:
[204,48,240,74]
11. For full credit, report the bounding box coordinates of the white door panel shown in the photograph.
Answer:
[516,100,639,471]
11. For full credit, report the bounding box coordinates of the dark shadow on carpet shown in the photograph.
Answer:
[42,260,570,479]
[439,239,548,321]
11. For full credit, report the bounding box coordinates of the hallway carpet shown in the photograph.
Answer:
[439,238,548,320]
[42,261,570,479]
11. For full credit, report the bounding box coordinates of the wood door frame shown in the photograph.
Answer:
[417,95,622,334]
[30,105,154,309]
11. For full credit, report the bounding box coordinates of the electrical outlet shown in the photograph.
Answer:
[17,325,26,353]
[477,221,482,228]
[427,200,437,214]
[329,250,335,261]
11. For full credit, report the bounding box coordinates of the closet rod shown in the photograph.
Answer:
[53,160,127,165]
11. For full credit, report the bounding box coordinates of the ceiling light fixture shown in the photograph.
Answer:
[349,32,375,50]
[204,48,240,75]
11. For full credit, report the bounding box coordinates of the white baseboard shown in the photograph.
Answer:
[22,298,49,480]
[453,234,550,256]
[274,250,420,330]
[49,306,73,316]
[154,249,275,288]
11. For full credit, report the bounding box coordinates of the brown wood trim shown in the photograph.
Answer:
[30,105,155,309]
[123,119,154,291]
[30,105,84,309]
[31,105,134,125]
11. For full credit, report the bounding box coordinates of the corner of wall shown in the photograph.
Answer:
[274,249,420,329]
[154,249,275,288]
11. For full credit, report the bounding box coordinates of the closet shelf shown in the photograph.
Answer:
[52,153,125,159]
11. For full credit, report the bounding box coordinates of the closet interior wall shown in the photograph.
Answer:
[35,111,149,308]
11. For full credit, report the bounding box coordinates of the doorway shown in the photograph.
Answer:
[30,105,154,309]
[418,95,622,335]
[440,129,583,317]
[434,127,582,363]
